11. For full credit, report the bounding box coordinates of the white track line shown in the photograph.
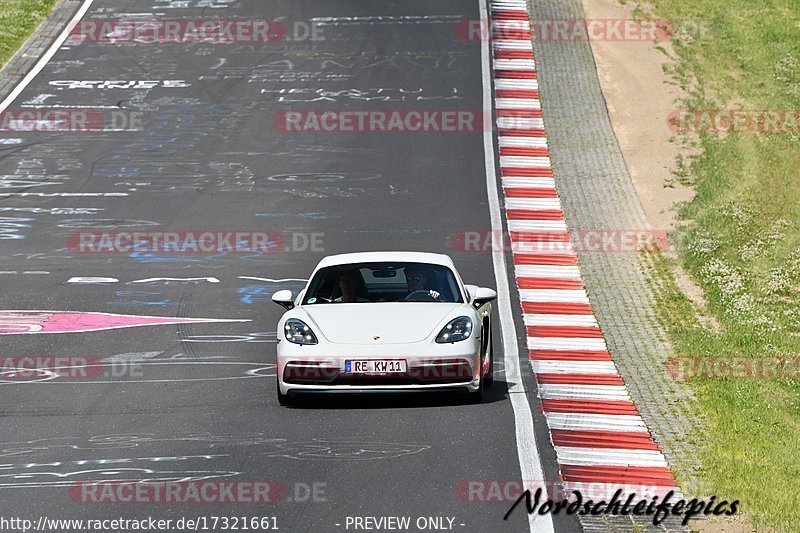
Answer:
[0,0,97,114]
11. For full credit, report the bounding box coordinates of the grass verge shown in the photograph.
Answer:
[0,0,57,68]
[632,0,800,528]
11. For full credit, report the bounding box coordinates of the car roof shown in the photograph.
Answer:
[315,251,457,270]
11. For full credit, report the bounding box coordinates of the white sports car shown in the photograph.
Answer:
[271,251,497,405]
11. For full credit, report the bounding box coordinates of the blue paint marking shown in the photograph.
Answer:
[110,300,171,307]
[0,217,33,240]
[129,251,205,264]
[237,238,283,258]
[110,290,170,307]
[238,283,305,304]
[127,238,281,263]
[128,250,229,264]
[92,103,239,179]
[238,285,273,304]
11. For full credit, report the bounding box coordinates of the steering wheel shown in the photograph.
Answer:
[404,290,441,302]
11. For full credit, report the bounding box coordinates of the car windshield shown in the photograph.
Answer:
[302,262,463,304]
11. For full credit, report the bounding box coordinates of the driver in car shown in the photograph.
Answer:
[405,268,441,300]
[335,269,371,303]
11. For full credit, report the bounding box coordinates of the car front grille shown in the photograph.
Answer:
[283,360,474,386]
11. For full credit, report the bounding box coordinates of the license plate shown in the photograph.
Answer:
[345,359,406,374]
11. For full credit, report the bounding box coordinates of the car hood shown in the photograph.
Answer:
[299,303,464,344]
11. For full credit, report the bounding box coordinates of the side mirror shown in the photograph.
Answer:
[272,289,295,310]
[465,284,479,303]
[472,287,497,308]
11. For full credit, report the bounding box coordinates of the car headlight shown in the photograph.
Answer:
[436,316,473,343]
[284,318,318,345]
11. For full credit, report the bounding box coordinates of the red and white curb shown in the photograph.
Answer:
[488,0,681,499]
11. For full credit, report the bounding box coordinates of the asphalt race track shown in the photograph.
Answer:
[0,1,579,532]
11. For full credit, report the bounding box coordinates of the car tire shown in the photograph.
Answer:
[484,324,494,388]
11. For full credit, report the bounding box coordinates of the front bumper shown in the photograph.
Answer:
[276,341,481,395]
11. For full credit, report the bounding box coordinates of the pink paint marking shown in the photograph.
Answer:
[0,311,248,335]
